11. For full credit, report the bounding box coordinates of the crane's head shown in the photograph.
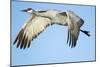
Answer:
[21,8,36,14]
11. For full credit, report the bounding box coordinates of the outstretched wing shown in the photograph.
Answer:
[66,11,84,48]
[13,16,51,49]
[67,23,80,48]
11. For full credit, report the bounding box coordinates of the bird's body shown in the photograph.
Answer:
[13,8,90,49]
[36,10,83,27]
[33,10,67,25]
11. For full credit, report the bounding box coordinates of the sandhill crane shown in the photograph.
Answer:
[13,8,90,49]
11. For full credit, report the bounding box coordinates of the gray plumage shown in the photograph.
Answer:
[13,8,90,49]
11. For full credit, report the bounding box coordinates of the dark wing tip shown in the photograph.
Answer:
[67,30,77,48]
[13,29,23,45]
[20,34,26,49]
[71,35,77,48]
[27,39,31,48]
[16,29,24,48]
[67,30,69,44]
[13,29,29,49]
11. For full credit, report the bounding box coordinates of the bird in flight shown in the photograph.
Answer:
[13,8,90,49]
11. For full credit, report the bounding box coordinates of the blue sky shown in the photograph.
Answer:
[12,1,96,66]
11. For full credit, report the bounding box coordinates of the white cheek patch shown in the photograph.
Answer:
[28,10,33,13]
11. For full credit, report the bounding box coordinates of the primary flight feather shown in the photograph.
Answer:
[13,8,90,49]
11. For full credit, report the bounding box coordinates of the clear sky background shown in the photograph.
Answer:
[12,1,96,66]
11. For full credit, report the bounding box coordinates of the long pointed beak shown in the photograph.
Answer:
[21,9,27,12]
